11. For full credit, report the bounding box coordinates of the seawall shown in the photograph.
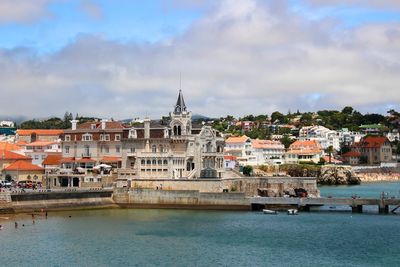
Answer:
[114,188,250,210]
[129,177,319,197]
[0,189,117,214]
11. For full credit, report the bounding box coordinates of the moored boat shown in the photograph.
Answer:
[287,209,298,215]
[263,209,278,215]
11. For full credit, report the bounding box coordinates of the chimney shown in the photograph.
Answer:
[71,120,78,131]
[144,118,150,139]
[101,119,108,130]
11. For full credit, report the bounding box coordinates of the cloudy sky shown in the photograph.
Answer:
[0,0,399,120]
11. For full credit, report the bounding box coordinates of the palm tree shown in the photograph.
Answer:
[326,145,334,164]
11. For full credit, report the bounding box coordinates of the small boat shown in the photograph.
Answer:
[263,209,278,215]
[287,209,298,215]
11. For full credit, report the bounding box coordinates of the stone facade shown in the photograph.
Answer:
[120,90,225,179]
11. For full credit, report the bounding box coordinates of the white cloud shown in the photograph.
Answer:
[0,0,56,24]
[304,0,400,10]
[0,0,399,119]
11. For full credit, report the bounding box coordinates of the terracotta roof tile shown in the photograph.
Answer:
[4,160,44,171]
[100,156,122,163]
[0,142,22,151]
[17,129,64,136]
[225,136,249,143]
[42,154,62,166]
[342,151,361,157]
[0,150,30,160]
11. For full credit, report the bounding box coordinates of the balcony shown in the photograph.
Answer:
[81,152,91,158]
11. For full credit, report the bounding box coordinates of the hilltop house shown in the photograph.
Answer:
[285,140,323,164]
[352,136,392,165]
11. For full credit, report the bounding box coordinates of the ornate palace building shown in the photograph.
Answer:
[120,90,225,179]
[53,90,224,187]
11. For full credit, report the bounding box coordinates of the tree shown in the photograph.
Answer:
[326,145,334,164]
[271,111,285,124]
[242,165,253,176]
[281,135,295,149]
[342,106,354,115]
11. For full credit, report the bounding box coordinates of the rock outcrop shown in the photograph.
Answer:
[318,166,361,185]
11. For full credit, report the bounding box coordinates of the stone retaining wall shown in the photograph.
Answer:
[114,188,249,210]
[128,177,319,197]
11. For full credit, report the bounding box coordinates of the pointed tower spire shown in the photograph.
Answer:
[174,89,187,114]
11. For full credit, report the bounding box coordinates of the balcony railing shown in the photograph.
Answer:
[81,153,91,158]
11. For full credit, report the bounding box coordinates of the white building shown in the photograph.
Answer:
[0,121,14,127]
[224,136,285,166]
[21,141,62,166]
[387,129,399,142]
[224,136,253,165]
[251,139,285,165]
[299,125,340,151]
[338,128,365,147]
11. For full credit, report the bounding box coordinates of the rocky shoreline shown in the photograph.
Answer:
[357,173,400,183]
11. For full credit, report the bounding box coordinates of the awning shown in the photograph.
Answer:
[76,158,96,163]
[100,156,122,163]
[60,157,75,163]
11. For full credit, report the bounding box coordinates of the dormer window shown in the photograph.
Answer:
[91,124,97,129]
[115,134,121,141]
[82,133,92,141]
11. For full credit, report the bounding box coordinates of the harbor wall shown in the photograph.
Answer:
[114,188,250,210]
[128,177,319,197]
[0,190,116,213]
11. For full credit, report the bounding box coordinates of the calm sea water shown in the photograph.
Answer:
[0,183,399,267]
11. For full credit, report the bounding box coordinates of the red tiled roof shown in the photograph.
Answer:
[224,155,237,161]
[359,136,388,148]
[60,157,75,163]
[342,151,361,157]
[42,154,62,166]
[0,142,22,151]
[0,150,30,160]
[4,160,44,171]
[251,139,283,149]
[100,156,122,163]
[226,136,249,143]
[76,121,124,130]
[289,140,322,149]
[17,129,64,136]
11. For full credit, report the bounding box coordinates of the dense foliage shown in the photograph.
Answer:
[18,112,101,129]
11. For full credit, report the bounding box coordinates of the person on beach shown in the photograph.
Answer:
[0,225,3,230]
[15,222,18,228]
[45,211,48,219]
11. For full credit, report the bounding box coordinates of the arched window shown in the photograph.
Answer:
[177,125,181,135]
[152,145,157,153]
[163,160,168,165]
[159,145,163,153]
[141,159,145,165]
[158,160,162,165]
[152,159,157,165]
[147,160,151,165]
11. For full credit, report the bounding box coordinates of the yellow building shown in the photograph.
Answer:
[3,160,45,183]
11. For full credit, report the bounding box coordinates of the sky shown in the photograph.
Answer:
[0,0,399,120]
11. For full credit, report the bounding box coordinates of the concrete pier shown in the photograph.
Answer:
[250,197,400,214]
